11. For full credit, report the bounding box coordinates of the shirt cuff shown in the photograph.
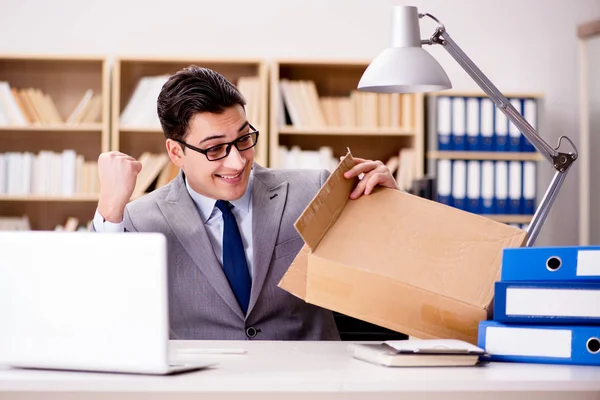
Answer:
[92,209,126,233]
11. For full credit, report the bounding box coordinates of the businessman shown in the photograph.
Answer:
[93,66,400,341]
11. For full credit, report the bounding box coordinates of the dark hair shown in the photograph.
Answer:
[157,65,246,142]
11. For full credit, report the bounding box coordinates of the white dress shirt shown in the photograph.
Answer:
[92,173,255,278]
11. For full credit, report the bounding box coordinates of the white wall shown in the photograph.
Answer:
[1,0,599,246]
[586,36,600,244]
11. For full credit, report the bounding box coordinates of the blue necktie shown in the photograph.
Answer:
[215,200,251,314]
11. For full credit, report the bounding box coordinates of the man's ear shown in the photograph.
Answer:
[165,139,184,168]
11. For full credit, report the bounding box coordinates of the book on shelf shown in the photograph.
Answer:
[278,79,414,129]
[66,89,102,125]
[277,146,338,171]
[276,145,418,193]
[120,75,170,129]
[0,215,30,231]
[53,217,92,232]
[236,76,261,125]
[0,82,100,126]
[155,160,180,189]
[119,75,261,130]
[395,148,415,192]
[131,152,171,197]
[0,215,93,232]
[0,150,99,197]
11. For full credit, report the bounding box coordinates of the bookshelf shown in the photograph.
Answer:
[0,54,109,230]
[269,59,425,188]
[426,91,544,227]
[111,56,269,171]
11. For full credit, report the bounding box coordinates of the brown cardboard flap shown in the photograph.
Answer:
[294,152,358,250]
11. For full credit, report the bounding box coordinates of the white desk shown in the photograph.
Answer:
[1,340,599,400]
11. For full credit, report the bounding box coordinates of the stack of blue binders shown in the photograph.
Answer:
[477,246,600,366]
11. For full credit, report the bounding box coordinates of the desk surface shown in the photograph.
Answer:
[1,340,600,399]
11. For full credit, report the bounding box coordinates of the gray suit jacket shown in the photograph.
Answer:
[109,163,340,341]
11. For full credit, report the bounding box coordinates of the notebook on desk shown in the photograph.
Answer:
[0,231,214,375]
[350,339,488,367]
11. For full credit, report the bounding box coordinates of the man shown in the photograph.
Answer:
[93,66,400,341]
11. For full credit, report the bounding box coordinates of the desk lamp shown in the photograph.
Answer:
[358,5,578,247]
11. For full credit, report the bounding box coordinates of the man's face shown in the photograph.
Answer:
[167,104,255,201]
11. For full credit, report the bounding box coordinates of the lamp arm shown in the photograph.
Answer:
[421,18,578,246]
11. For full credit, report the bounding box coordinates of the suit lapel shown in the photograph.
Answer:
[157,172,245,320]
[247,165,288,316]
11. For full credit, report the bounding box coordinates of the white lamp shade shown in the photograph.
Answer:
[358,46,452,94]
[358,5,452,94]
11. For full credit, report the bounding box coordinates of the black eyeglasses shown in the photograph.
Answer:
[175,124,259,161]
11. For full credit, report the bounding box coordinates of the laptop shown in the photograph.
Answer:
[0,231,213,375]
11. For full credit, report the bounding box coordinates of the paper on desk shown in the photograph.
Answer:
[384,339,485,354]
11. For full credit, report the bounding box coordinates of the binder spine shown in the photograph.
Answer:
[493,281,600,324]
[478,321,600,366]
[501,246,600,281]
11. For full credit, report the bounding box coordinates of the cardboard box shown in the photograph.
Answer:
[279,152,527,344]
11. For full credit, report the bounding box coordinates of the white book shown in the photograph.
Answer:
[523,161,536,201]
[436,97,452,147]
[20,152,33,195]
[480,98,494,144]
[67,89,94,124]
[0,102,9,126]
[0,82,27,126]
[137,76,169,128]
[120,77,152,127]
[467,160,480,200]
[494,106,508,146]
[481,161,495,207]
[452,160,467,207]
[0,154,5,194]
[509,99,522,140]
[466,98,479,142]
[495,161,508,202]
[61,150,77,196]
[31,153,41,195]
[508,161,522,203]
[351,339,485,368]
[437,159,452,199]
[6,153,20,195]
[451,97,465,143]
[523,99,537,129]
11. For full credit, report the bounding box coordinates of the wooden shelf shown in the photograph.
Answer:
[428,151,543,161]
[112,57,269,166]
[119,124,267,135]
[278,126,416,136]
[119,126,163,134]
[483,214,533,224]
[0,54,109,230]
[427,91,544,99]
[270,59,425,178]
[0,124,103,132]
[0,194,99,202]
